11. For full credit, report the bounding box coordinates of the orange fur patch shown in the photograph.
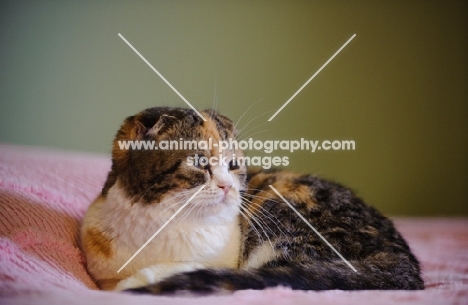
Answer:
[271,179,316,209]
[247,172,317,215]
[201,114,222,157]
[82,227,113,259]
[97,278,120,290]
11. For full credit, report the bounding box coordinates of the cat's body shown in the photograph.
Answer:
[80,107,424,293]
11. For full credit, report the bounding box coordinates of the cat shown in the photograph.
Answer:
[80,106,424,293]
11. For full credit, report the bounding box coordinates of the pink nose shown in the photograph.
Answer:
[218,184,232,195]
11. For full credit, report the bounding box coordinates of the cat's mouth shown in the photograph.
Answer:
[187,189,239,215]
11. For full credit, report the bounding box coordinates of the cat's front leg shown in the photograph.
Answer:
[114,262,205,291]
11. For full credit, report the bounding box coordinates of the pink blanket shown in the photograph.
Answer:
[1,143,467,304]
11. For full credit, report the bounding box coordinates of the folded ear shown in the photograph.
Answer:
[146,114,178,137]
[119,114,179,142]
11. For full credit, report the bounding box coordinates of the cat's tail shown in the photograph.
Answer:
[126,258,424,294]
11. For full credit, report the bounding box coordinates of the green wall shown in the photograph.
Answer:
[1,1,467,216]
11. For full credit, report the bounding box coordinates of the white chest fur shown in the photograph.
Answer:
[91,183,241,283]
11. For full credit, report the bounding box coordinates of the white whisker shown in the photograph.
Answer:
[241,197,289,238]
[234,99,263,131]
[238,208,265,246]
[239,204,275,252]
[235,109,275,139]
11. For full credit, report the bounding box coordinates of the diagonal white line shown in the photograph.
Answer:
[268,185,358,273]
[117,185,206,273]
[268,34,356,121]
[118,33,206,121]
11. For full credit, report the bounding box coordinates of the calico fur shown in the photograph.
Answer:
[80,107,424,293]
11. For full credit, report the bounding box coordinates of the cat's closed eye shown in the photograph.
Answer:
[228,159,240,171]
[189,153,211,172]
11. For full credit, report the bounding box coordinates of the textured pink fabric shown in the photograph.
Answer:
[0,144,107,291]
[0,143,467,304]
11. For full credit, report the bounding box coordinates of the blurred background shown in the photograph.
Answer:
[1,1,467,216]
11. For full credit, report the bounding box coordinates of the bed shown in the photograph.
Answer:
[1,143,467,304]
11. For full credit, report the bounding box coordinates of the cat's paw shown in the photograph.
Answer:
[115,268,158,291]
[114,262,206,291]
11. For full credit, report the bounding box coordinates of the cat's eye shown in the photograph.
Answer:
[229,159,240,171]
[190,153,211,172]
[197,162,210,171]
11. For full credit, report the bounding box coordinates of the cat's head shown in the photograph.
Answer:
[103,107,246,221]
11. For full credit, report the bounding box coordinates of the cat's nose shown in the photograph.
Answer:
[218,183,232,195]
